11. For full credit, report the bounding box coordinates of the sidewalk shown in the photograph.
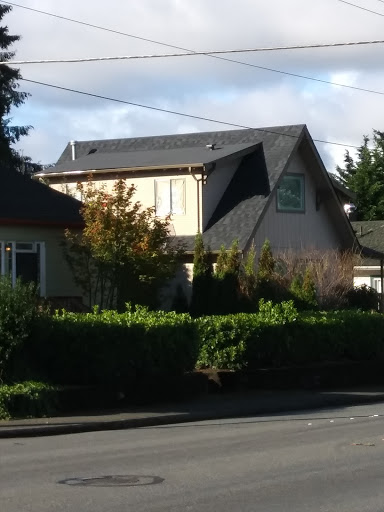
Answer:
[2,387,384,438]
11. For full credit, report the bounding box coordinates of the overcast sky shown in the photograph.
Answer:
[4,0,384,170]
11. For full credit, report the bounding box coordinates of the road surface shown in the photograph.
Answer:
[2,402,384,511]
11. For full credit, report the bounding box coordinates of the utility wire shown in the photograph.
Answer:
[6,38,384,65]
[20,77,360,150]
[336,0,384,17]
[3,1,384,98]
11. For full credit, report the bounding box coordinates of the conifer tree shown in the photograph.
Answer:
[0,5,31,170]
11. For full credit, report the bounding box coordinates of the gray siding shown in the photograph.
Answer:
[254,151,340,252]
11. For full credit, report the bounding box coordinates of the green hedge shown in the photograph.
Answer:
[196,304,384,370]
[26,306,199,386]
[0,277,38,382]
[0,381,59,420]
[2,285,384,387]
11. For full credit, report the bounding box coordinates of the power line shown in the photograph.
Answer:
[20,77,360,150]
[3,1,384,98]
[336,0,384,17]
[6,38,384,65]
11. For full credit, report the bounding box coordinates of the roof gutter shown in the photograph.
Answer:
[0,218,84,228]
[34,163,205,179]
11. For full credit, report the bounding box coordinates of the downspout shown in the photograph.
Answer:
[188,166,206,233]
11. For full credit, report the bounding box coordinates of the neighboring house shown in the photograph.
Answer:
[0,168,83,302]
[34,124,359,303]
[351,221,384,295]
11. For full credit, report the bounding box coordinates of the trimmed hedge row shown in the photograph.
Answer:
[24,307,199,386]
[0,381,59,420]
[196,305,384,370]
[3,298,384,387]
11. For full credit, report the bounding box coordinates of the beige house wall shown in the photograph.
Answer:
[254,151,340,253]
[0,225,81,297]
[50,171,203,237]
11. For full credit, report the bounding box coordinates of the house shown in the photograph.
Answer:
[34,124,359,303]
[351,221,384,295]
[0,168,83,304]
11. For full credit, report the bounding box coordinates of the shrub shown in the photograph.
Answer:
[190,233,214,316]
[257,239,275,280]
[0,381,58,420]
[0,277,38,382]
[289,268,318,311]
[196,303,384,370]
[345,285,379,311]
[213,240,241,315]
[28,305,199,388]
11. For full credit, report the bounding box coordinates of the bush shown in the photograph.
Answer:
[345,285,379,311]
[28,305,199,388]
[0,277,38,382]
[0,381,58,420]
[196,301,384,370]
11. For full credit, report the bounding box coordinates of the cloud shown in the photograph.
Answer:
[6,0,384,169]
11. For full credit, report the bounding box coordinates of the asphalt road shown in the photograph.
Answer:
[2,403,384,512]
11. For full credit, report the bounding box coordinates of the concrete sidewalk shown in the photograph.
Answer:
[2,387,384,438]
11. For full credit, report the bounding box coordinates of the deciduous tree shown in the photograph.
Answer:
[65,179,184,310]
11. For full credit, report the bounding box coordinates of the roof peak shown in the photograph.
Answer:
[72,124,306,146]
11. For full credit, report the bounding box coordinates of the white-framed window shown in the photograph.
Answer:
[277,174,305,212]
[155,179,186,216]
[0,241,46,296]
[371,277,382,294]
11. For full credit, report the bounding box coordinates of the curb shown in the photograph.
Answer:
[2,392,384,439]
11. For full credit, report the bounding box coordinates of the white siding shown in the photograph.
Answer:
[354,276,371,288]
[202,160,238,230]
[254,151,340,252]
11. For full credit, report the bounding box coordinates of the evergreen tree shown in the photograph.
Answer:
[335,131,384,220]
[301,267,317,308]
[215,245,228,279]
[190,233,213,316]
[257,239,275,281]
[213,240,240,314]
[0,5,30,169]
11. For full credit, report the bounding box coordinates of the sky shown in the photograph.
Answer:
[4,0,384,170]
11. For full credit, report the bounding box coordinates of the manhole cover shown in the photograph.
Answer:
[58,475,164,487]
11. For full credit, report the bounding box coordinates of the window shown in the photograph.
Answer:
[0,241,46,296]
[277,174,305,212]
[371,277,382,294]
[155,179,185,215]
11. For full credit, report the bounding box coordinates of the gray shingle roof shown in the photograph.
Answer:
[52,124,306,250]
[50,143,258,173]
[56,125,305,166]
[351,221,384,258]
[1,169,83,226]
